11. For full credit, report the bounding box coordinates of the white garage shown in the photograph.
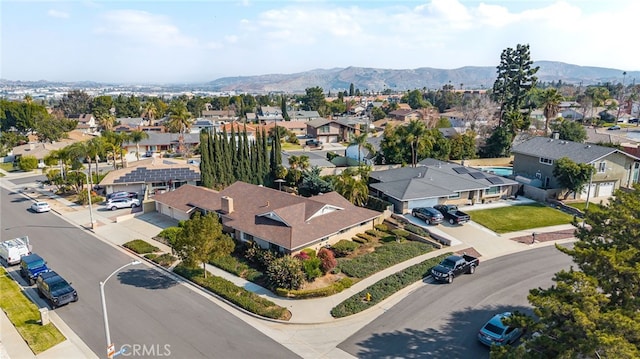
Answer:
[580,183,596,199]
[597,182,615,198]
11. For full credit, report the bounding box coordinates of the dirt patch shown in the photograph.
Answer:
[300,272,347,290]
[510,229,577,244]
[455,247,482,259]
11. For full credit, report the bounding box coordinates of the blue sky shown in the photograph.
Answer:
[2,0,638,84]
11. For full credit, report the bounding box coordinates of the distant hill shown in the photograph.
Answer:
[205,61,639,93]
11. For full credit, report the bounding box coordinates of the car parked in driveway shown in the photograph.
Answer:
[106,191,138,200]
[36,271,78,308]
[106,198,141,210]
[478,312,523,346]
[608,125,621,130]
[30,201,51,213]
[411,207,444,225]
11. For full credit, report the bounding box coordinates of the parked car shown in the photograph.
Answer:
[305,139,323,147]
[433,204,471,225]
[411,207,444,225]
[36,271,78,308]
[430,253,479,283]
[608,125,621,130]
[106,191,138,200]
[478,312,524,346]
[106,198,141,210]
[30,201,51,213]
[19,253,50,285]
[0,237,31,265]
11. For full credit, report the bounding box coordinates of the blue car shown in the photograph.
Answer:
[477,312,523,346]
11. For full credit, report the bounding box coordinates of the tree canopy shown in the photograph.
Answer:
[552,157,594,199]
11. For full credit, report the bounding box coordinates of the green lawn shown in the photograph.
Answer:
[469,203,574,233]
[566,202,605,215]
[0,162,16,172]
[0,267,65,354]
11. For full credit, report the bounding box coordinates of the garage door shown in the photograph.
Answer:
[597,182,614,198]
[580,183,596,199]
[408,198,438,210]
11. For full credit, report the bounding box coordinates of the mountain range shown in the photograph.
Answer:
[205,61,639,94]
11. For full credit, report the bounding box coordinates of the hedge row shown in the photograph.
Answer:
[337,241,433,279]
[275,277,355,299]
[209,254,264,282]
[174,264,289,320]
[331,253,452,318]
[123,239,160,254]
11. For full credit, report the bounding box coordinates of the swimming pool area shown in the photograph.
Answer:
[477,166,513,177]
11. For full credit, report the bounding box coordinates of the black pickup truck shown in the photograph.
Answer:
[433,204,471,225]
[430,254,479,283]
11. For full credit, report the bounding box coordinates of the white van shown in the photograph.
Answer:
[0,237,32,265]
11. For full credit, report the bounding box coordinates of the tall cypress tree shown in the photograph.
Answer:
[241,125,251,183]
[210,131,220,187]
[223,128,234,186]
[261,128,270,185]
[199,130,212,188]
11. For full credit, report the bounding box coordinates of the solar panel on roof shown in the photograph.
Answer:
[469,171,487,179]
[453,167,471,174]
[487,176,505,184]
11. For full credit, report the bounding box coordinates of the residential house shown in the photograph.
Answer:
[257,106,284,122]
[289,110,321,121]
[201,110,239,122]
[369,159,519,214]
[74,114,98,134]
[153,182,383,255]
[388,109,421,122]
[122,132,200,158]
[306,118,341,144]
[511,136,640,201]
[263,120,308,137]
[117,117,146,129]
[98,158,200,197]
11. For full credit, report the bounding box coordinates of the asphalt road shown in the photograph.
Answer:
[1,186,299,359]
[338,245,574,359]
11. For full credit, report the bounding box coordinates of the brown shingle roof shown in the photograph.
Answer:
[154,182,381,251]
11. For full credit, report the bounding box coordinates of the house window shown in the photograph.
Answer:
[539,157,554,165]
[448,192,461,199]
[484,186,500,195]
[597,162,606,173]
[319,125,330,133]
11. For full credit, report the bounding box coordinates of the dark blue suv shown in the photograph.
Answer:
[19,253,50,285]
[36,271,78,308]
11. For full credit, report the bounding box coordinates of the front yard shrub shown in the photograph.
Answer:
[123,239,160,254]
[356,233,377,242]
[331,253,451,318]
[337,241,433,278]
[75,190,104,205]
[332,240,360,256]
[244,242,278,270]
[173,264,289,320]
[404,223,429,237]
[266,256,305,290]
[210,250,264,283]
[302,257,322,281]
[301,248,317,257]
[391,229,411,238]
[18,155,38,171]
[374,223,389,232]
[152,253,176,267]
[276,277,355,298]
[144,253,158,260]
[352,236,367,244]
[318,248,337,273]
[157,226,182,245]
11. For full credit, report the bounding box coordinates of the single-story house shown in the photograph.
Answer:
[98,158,201,197]
[153,182,383,254]
[511,136,640,200]
[122,132,200,158]
[262,120,308,137]
[369,159,519,213]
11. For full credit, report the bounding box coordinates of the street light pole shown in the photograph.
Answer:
[100,261,140,359]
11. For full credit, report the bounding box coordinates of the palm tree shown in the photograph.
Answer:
[287,155,310,186]
[97,113,116,131]
[128,130,149,160]
[540,88,563,134]
[167,101,192,154]
[405,120,430,167]
[141,102,157,123]
[103,131,128,169]
[348,132,375,165]
[332,168,369,206]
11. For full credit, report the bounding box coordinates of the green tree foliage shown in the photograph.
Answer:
[113,94,141,118]
[539,88,564,133]
[34,117,77,143]
[128,130,149,160]
[371,106,386,121]
[58,90,91,116]
[286,155,310,187]
[266,256,305,290]
[491,44,539,127]
[551,119,587,143]
[496,186,640,358]
[90,95,114,119]
[348,133,375,164]
[301,87,326,113]
[406,89,431,109]
[171,212,234,278]
[18,155,38,171]
[448,131,477,160]
[552,157,594,199]
[481,126,512,158]
[330,168,369,206]
[298,166,333,197]
[349,83,355,97]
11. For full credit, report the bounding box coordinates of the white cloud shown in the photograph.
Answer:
[47,9,70,19]
[96,10,197,48]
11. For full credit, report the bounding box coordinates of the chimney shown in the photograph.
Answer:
[221,196,234,214]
